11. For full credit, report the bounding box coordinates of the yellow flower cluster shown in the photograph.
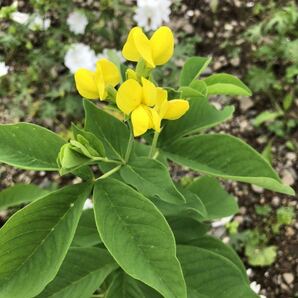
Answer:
[74,26,189,137]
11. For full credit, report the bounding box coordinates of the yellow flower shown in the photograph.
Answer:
[116,78,190,137]
[155,88,190,121]
[74,59,120,100]
[122,26,174,68]
[116,78,161,136]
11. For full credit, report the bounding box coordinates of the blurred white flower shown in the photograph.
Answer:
[83,199,93,210]
[97,48,125,63]
[67,11,88,35]
[250,281,266,298]
[0,62,9,77]
[10,11,30,25]
[64,43,97,73]
[211,215,233,228]
[29,14,51,31]
[134,0,171,31]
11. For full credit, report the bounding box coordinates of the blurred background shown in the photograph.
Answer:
[0,1,297,297]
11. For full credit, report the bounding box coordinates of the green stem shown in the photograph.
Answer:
[106,85,117,102]
[149,130,160,158]
[93,157,122,165]
[95,165,122,181]
[125,121,134,163]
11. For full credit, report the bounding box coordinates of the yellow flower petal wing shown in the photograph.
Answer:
[116,79,142,115]
[133,28,155,68]
[74,68,98,99]
[155,88,168,118]
[150,26,174,66]
[146,107,161,132]
[131,105,151,136]
[141,77,157,106]
[163,99,190,120]
[97,59,120,87]
[122,27,142,62]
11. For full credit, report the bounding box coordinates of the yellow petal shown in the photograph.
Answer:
[163,99,190,120]
[141,77,157,106]
[146,107,161,132]
[74,69,98,99]
[131,105,151,137]
[132,28,155,68]
[97,59,120,87]
[150,26,174,65]
[94,70,106,100]
[116,79,142,115]
[122,27,142,62]
[155,88,168,118]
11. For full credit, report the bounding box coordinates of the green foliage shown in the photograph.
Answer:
[272,206,295,233]
[0,47,294,297]
[120,157,185,204]
[162,134,293,195]
[229,203,295,267]
[0,184,48,211]
[0,123,65,170]
[244,2,298,141]
[37,247,118,298]
[179,56,211,86]
[244,230,277,267]
[0,183,92,297]
[93,178,187,298]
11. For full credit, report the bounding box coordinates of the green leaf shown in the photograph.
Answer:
[106,271,162,298]
[0,184,49,211]
[120,157,185,204]
[84,100,129,161]
[245,245,277,267]
[163,134,294,195]
[160,97,234,145]
[72,209,102,247]
[72,123,105,157]
[106,271,147,298]
[57,143,91,175]
[0,123,65,171]
[0,182,92,298]
[204,73,252,96]
[37,247,118,298]
[177,245,258,298]
[253,110,283,126]
[151,189,207,222]
[132,142,168,166]
[187,176,238,219]
[179,81,207,98]
[167,217,209,244]
[179,56,212,86]
[189,236,247,280]
[93,178,187,298]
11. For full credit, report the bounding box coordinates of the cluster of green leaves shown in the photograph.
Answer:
[227,204,295,267]
[0,56,294,298]
[244,1,298,141]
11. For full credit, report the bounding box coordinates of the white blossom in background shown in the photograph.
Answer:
[28,14,51,31]
[250,281,266,298]
[67,11,88,35]
[10,11,30,25]
[64,43,97,73]
[83,199,93,210]
[211,215,233,228]
[134,0,172,31]
[97,48,125,63]
[0,62,9,77]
